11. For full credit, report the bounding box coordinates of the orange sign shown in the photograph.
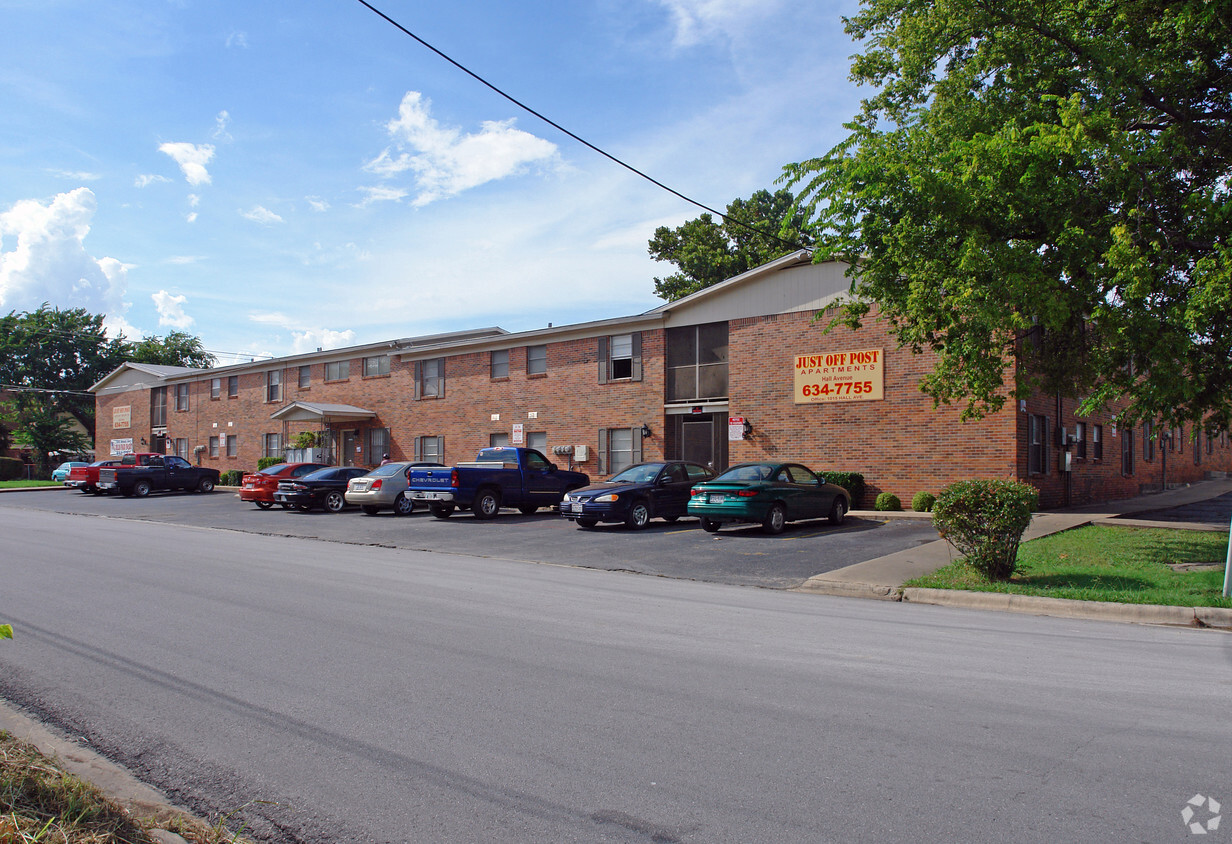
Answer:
[794,348,884,403]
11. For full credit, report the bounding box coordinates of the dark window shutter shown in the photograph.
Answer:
[598,428,607,474]
[632,425,643,463]
[413,437,422,461]
[597,337,609,384]
[413,361,422,399]
[631,332,642,382]
[439,359,445,399]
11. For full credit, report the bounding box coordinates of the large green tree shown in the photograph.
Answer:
[649,188,815,301]
[127,331,214,369]
[784,0,1231,427]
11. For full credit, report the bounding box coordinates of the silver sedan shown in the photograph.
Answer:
[345,461,443,516]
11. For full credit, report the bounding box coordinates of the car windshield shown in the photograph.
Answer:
[259,463,289,476]
[302,468,339,481]
[368,463,405,478]
[609,463,665,484]
[714,464,773,483]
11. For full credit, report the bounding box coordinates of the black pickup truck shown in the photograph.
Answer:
[97,453,220,497]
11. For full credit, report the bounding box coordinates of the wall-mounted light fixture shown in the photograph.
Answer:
[640,423,652,438]
[140,437,147,445]
[742,419,753,440]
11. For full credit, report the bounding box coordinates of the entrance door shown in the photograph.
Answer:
[342,430,358,466]
[149,434,166,455]
[682,419,715,469]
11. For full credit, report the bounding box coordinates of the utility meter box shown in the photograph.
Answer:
[574,445,589,462]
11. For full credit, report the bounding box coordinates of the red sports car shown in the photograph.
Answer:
[239,462,331,509]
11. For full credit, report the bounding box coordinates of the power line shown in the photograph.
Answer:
[351,0,809,253]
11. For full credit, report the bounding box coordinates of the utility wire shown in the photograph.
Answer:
[352,0,809,253]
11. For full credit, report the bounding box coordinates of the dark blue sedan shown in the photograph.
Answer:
[561,461,715,529]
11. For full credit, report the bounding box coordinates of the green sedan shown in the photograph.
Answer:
[687,462,851,535]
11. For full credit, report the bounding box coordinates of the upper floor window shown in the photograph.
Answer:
[151,386,167,427]
[211,378,221,400]
[1028,414,1048,474]
[227,375,238,397]
[325,361,350,382]
[299,365,311,388]
[416,358,444,398]
[598,333,641,383]
[175,383,190,412]
[527,344,547,375]
[266,369,281,403]
[363,355,390,377]
[1075,421,1087,459]
[1121,426,1134,475]
[666,322,728,402]
[490,349,509,379]
[1093,425,1103,460]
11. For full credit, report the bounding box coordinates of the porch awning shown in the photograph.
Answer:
[269,401,377,424]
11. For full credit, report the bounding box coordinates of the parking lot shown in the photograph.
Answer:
[4,487,942,589]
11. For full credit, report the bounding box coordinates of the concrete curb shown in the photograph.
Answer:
[901,587,1232,629]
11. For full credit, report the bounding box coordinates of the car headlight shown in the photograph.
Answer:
[594,493,618,502]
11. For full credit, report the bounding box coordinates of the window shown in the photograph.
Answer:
[266,370,281,403]
[1075,422,1087,459]
[414,436,443,463]
[598,426,643,475]
[228,375,238,397]
[211,378,221,400]
[1028,415,1048,474]
[299,365,311,389]
[263,433,281,459]
[150,386,167,427]
[526,431,547,454]
[1092,425,1103,460]
[363,355,390,377]
[1121,426,1134,475]
[527,344,547,376]
[1143,421,1154,462]
[666,322,728,402]
[366,427,390,465]
[175,438,189,459]
[598,333,641,383]
[490,432,510,448]
[490,349,509,379]
[416,358,444,398]
[1194,432,1201,465]
[226,435,238,457]
[208,436,219,457]
[326,361,350,382]
[175,383,190,412]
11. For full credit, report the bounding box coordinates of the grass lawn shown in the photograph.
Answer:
[907,525,1232,608]
[0,480,60,489]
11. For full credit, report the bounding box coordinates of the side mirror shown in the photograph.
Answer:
[548,463,558,472]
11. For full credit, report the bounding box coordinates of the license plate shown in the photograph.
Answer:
[571,501,583,513]
[708,494,726,504]
[244,483,253,489]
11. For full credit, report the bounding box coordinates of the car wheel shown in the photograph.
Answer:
[518,505,538,515]
[762,503,787,535]
[361,505,380,515]
[662,515,679,523]
[197,477,215,493]
[576,517,598,528]
[829,497,848,525]
[133,480,151,498]
[431,504,454,519]
[324,491,346,513]
[700,517,721,533]
[394,493,414,516]
[472,489,501,519]
[255,501,273,510]
[625,500,651,530]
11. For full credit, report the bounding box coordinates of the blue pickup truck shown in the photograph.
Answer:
[407,447,589,519]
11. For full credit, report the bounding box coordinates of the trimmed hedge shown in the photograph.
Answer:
[911,491,936,512]
[932,479,1039,581]
[256,457,281,471]
[0,457,24,481]
[219,470,244,486]
[874,492,901,511]
[818,471,865,508]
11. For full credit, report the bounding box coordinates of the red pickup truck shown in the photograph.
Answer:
[65,459,122,494]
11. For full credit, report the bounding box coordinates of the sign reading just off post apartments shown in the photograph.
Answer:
[794,348,884,404]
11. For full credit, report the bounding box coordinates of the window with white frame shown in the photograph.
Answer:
[211,378,221,399]
[266,370,281,403]
[175,438,189,459]
[325,360,349,382]
[151,387,167,427]
[526,431,547,454]
[175,383,190,411]
[1028,414,1048,474]
[1075,421,1087,459]
[299,365,311,388]
[227,375,238,397]
[598,426,643,475]
[209,436,219,457]
[527,344,547,375]
[1093,425,1103,459]
[264,433,281,459]
[490,349,509,379]
[599,333,641,382]
[414,436,443,464]
[367,427,390,464]
[226,435,238,457]
[416,358,444,398]
[490,432,510,448]
[363,355,390,377]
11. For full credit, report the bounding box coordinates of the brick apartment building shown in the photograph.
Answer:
[91,252,1232,508]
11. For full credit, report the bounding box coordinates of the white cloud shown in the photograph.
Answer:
[365,92,559,206]
[50,169,101,181]
[248,311,355,353]
[186,212,198,224]
[213,110,232,142]
[654,0,782,46]
[188,194,200,207]
[0,188,131,317]
[226,31,249,48]
[152,289,194,329]
[355,186,408,207]
[240,205,283,224]
[166,256,202,265]
[135,174,171,188]
[306,196,330,212]
[158,141,215,186]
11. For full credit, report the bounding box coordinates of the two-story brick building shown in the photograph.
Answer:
[91,253,1232,508]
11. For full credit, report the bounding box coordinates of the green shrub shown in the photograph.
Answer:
[932,479,1039,581]
[256,457,281,471]
[819,471,865,508]
[874,492,901,511]
[0,457,24,481]
[219,470,244,486]
[911,491,936,512]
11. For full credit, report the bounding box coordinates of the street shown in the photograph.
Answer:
[1,502,1229,842]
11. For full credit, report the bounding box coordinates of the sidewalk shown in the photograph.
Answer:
[794,479,1232,629]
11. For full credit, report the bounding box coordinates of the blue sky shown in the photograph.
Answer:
[0,0,862,363]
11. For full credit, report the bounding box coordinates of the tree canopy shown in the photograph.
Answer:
[648,188,815,301]
[784,0,1231,427]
